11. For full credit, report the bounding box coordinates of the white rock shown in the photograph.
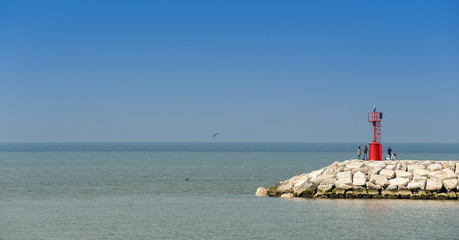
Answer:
[317,184,334,192]
[276,182,293,194]
[352,171,367,186]
[368,161,386,168]
[369,174,389,188]
[336,171,352,180]
[397,163,407,171]
[368,167,383,175]
[430,168,456,181]
[425,178,443,191]
[443,179,458,191]
[280,193,294,198]
[412,169,430,177]
[385,184,398,191]
[293,176,310,187]
[427,164,443,172]
[335,177,353,189]
[407,178,427,190]
[309,169,324,179]
[421,161,432,166]
[456,163,459,174]
[293,182,315,195]
[321,178,336,185]
[347,161,365,169]
[255,187,268,197]
[367,182,382,190]
[395,170,412,179]
[336,177,352,185]
[379,169,395,179]
[289,173,309,185]
[311,174,336,185]
[412,175,428,182]
[389,178,410,187]
[444,161,456,171]
[335,183,353,190]
[407,164,426,173]
[385,165,397,170]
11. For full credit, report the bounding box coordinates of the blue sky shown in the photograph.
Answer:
[0,0,458,142]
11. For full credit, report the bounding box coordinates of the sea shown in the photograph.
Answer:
[0,142,458,240]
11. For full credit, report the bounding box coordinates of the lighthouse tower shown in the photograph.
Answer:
[368,106,383,161]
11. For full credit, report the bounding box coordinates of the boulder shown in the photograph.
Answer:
[425,178,443,192]
[427,164,443,172]
[370,174,389,188]
[385,184,398,191]
[335,177,353,190]
[397,163,407,171]
[385,160,398,165]
[347,161,365,169]
[367,182,382,190]
[407,176,427,190]
[368,166,383,175]
[388,177,410,187]
[280,193,294,198]
[379,169,395,179]
[311,174,336,185]
[256,187,268,197]
[407,164,426,173]
[443,179,458,191]
[443,162,455,171]
[456,163,459,174]
[421,161,432,166]
[336,171,352,180]
[289,173,309,184]
[368,161,386,168]
[293,176,311,188]
[352,171,367,186]
[412,169,430,177]
[293,182,316,196]
[395,170,412,179]
[275,181,294,194]
[430,168,456,181]
[308,169,324,180]
[335,177,352,185]
[385,165,396,170]
[317,184,334,192]
[321,178,336,185]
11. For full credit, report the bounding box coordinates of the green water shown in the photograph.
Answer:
[0,143,458,239]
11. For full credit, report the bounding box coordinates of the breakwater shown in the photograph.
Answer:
[256,160,459,200]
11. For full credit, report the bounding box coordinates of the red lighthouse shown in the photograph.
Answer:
[368,106,383,161]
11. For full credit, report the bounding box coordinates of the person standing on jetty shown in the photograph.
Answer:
[387,147,392,159]
[357,146,361,160]
[363,146,368,160]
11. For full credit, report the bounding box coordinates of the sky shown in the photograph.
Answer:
[0,0,458,143]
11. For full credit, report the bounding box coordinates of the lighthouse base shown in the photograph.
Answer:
[369,142,381,161]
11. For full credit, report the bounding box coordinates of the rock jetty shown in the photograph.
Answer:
[257,160,459,200]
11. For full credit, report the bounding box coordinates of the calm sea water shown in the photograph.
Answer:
[0,142,458,239]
